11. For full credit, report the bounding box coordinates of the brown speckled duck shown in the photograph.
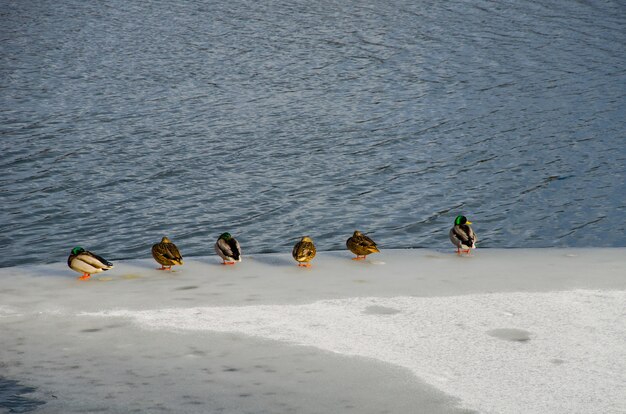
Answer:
[151,237,183,270]
[346,230,380,260]
[292,236,316,267]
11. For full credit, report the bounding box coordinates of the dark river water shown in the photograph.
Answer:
[1,0,625,267]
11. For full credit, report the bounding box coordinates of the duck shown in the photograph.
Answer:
[215,232,242,265]
[292,236,316,267]
[346,230,380,260]
[449,215,477,254]
[151,236,183,270]
[67,246,113,280]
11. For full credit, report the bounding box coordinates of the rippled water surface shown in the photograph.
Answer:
[1,0,625,267]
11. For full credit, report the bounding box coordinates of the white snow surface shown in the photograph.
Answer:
[2,248,626,413]
[84,290,626,414]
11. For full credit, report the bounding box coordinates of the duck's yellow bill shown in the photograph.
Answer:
[467,221,473,224]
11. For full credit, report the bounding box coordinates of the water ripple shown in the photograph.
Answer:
[0,0,624,267]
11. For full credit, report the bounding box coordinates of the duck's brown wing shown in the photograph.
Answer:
[293,241,316,261]
[452,225,471,243]
[347,234,379,254]
[216,238,235,259]
[467,226,477,244]
[451,225,475,247]
[165,243,183,262]
[227,238,241,261]
[152,242,182,265]
[358,234,379,251]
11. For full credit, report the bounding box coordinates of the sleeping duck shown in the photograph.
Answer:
[151,236,183,270]
[215,232,242,265]
[67,247,113,280]
[449,215,477,254]
[346,230,380,260]
[292,236,316,267]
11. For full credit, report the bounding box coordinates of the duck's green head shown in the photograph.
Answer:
[71,246,85,255]
[219,232,232,241]
[454,216,472,225]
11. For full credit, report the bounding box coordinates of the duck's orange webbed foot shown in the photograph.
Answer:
[352,256,366,260]
[78,273,91,280]
[222,261,236,265]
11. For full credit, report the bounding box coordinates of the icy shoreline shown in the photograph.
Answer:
[1,249,625,413]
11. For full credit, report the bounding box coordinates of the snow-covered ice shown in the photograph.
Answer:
[1,249,625,413]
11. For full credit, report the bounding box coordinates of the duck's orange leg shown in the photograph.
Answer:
[222,261,235,265]
[78,273,91,280]
[352,255,366,260]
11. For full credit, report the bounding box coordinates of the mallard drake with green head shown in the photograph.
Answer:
[151,236,183,270]
[449,215,477,254]
[67,247,113,280]
[292,236,316,267]
[346,230,380,260]
[215,233,242,265]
